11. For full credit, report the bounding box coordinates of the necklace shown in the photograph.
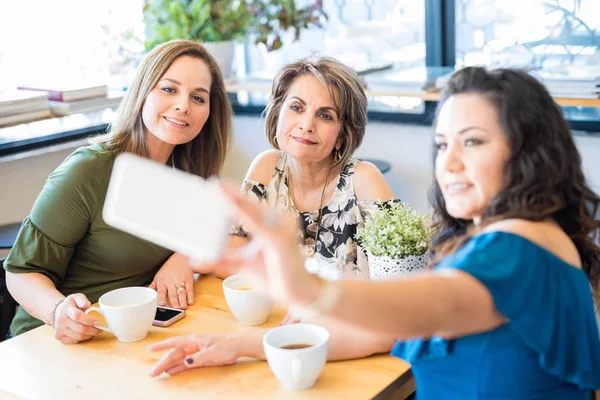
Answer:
[288,167,332,257]
[312,171,331,256]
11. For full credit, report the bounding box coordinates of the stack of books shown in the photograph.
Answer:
[0,90,52,127]
[530,66,600,99]
[17,83,124,116]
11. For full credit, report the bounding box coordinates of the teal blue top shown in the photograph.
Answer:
[391,232,600,399]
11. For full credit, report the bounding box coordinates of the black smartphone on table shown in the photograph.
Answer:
[153,306,186,327]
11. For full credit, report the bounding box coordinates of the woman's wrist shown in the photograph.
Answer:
[293,273,325,307]
[233,329,269,360]
[48,297,66,327]
[292,274,342,319]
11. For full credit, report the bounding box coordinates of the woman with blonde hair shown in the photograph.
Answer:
[203,55,396,280]
[3,39,232,343]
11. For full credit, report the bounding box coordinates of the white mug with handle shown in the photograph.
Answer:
[263,323,330,390]
[85,287,157,343]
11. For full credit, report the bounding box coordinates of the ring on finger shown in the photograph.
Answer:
[175,282,185,293]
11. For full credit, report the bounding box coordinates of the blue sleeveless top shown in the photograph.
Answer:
[391,232,600,399]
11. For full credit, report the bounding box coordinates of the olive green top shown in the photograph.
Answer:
[3,144,173,336]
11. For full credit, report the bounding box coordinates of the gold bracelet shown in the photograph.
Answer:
[49,298,66,328]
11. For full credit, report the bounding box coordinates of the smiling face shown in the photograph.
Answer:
[275,74,343,165]
[142,55,212,152]
[434,93,511,223]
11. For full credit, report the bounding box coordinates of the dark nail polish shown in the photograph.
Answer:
[185,358,194,365]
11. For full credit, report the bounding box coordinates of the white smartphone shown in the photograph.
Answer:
[153,306,186,327]
[103,152,234,263]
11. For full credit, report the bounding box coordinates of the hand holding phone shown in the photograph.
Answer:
[103,153,233,263]
[153,306,186,327]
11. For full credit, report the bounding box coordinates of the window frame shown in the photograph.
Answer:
[1,0,598,156]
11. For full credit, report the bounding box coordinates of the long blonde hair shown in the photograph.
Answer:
[264,55,367,169]
[103,39,232,177]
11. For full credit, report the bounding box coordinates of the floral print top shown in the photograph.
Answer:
[232,152,398,277]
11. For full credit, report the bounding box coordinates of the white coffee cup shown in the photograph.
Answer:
[263,323,330,390]
[85,287,157,343]
[222,274,273,326]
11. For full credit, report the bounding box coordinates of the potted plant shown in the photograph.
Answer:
[142,0,328,78]
[356,202,431,280]
[143,0,254,78]
[249,0,328,51]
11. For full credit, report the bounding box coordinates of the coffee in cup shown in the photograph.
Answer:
[263,323,329,390]
[222,274,273,326]
[280,343,313,350]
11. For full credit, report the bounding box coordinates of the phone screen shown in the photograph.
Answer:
[154,306,184,322]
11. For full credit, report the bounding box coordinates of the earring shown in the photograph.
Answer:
[333,148,342,162]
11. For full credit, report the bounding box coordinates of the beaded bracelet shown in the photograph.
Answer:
[49,298,66,328]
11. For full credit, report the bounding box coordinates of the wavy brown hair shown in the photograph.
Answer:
[102,39,232,177]
[263,55,367,169]
[429,67,600,298]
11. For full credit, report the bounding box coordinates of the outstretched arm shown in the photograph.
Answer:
[148,316,395,377]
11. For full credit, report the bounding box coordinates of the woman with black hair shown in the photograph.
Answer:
[162,66,600,399]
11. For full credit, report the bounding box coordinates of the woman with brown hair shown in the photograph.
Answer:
[205,55,395,280]
[154,67,600,398]
[3,39,232,343]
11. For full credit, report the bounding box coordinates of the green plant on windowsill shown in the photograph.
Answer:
[250,0,328,51]
[143,0,253,49]
[143,0,327,52]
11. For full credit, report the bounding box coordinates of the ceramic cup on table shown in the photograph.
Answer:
[263,323,330,390]
[222,273,274,326]
[84,286,157,343]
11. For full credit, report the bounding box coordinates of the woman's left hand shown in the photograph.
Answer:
[150,253,195,309]
[148,334,241,377]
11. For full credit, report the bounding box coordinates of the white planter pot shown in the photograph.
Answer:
[367,252,428,280]
[201,40,236,79]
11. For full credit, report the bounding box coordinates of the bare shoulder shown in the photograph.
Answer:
[353,161,395,202]
[245,149,282,186]
[482,219,582,268]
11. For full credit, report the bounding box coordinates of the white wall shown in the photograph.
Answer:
[222,116,600,213]
[1,115,600,226]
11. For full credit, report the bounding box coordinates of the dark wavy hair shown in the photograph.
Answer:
[429,67,600,299]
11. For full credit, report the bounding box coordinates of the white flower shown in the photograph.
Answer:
[356,202,431,258]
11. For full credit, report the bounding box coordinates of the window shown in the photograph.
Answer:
[455,0,600,125]
[455,0,599,68]
[0,0,145,90]
[241,0,427,115]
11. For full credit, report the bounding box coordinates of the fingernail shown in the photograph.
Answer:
[160,302,166,306]
[185,358,194,365]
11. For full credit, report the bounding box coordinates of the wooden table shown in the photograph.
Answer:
[0,276,413,400]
